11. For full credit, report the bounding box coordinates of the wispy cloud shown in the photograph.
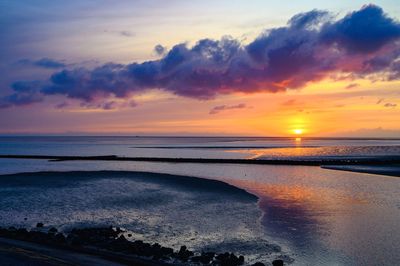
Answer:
[209,103,248,114]
[384,102,397,108]
[345,83,359,89]
[18,58,66,69]
[281,99,298,106]
[119,30,135,37]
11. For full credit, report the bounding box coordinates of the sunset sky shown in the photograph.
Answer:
[1,0,400,137]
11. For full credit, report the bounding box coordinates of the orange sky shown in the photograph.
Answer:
[1,2,399,137]
[1,77,398,137]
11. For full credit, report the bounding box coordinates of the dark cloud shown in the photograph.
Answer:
[0,92,42,108]
[154,44,166,55]
[34,58,66,68]
[209,103,247,114]
[3,5,400,108]
[0,81,43,108]
[76,99,137,110]
[320,5,400,53]
[102,101,117,110]
[55,101,69,109]
[18,58,65,69]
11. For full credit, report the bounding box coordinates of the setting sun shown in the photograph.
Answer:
[293,129,304,135]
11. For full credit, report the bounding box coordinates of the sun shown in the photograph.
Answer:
[293,129,303,135]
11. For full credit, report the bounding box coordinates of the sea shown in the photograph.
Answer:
[0,136,399,265]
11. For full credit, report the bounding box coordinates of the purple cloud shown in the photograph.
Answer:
[18,58,66,69]
[209,103,248,114]
[320,5,400,53]
[55,101,69,109]
[154,44,166,55]
[0,92,42,108]
[0,81,43,108]
[2,5,400,108]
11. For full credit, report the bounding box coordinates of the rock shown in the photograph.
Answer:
[179,245,187,253]
[251,263,265,266]
[197,252,215,264]
[190,255,202,262]
[215,252,243,266]
[272,260,284,266]
[177,245,194,261]
[0,225,261,266]
[161,246,173,255]
[16,228,29,238]
[36,222,44,228]
[54,233,66,244]
[48,227,58,234]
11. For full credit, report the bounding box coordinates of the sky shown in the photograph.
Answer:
[0,0,400,137]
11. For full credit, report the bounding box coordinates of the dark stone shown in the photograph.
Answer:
[160,246,173,255]
[177,245,194,261]
[179,245,187,253]
[54,233,66,244]
[36,223,44,228]
[215,252,243,266]
[190,255,202,262]
[192,252,215,264]
[48,227,58,234]
[0,225,261,265]
[272,260,284,266]
[252,263,265,266]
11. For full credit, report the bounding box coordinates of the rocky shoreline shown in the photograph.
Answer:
[0,224,285,266]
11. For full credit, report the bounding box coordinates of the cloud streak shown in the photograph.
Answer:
[384,102,397,108]
[2,4,400,108]
[18,58,66,69]
[209,103,248,114]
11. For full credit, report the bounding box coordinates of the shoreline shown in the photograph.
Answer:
[0,226,284,266]
[1,154,400,166]
[322,165,400,177]
[1,154,399,177]
[0,170,288,264]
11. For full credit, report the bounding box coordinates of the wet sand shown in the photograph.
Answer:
[0,170,290,265]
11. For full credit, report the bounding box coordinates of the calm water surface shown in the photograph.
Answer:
[0,136,399,265]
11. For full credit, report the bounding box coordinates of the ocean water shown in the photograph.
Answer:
[0,136,399,265]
